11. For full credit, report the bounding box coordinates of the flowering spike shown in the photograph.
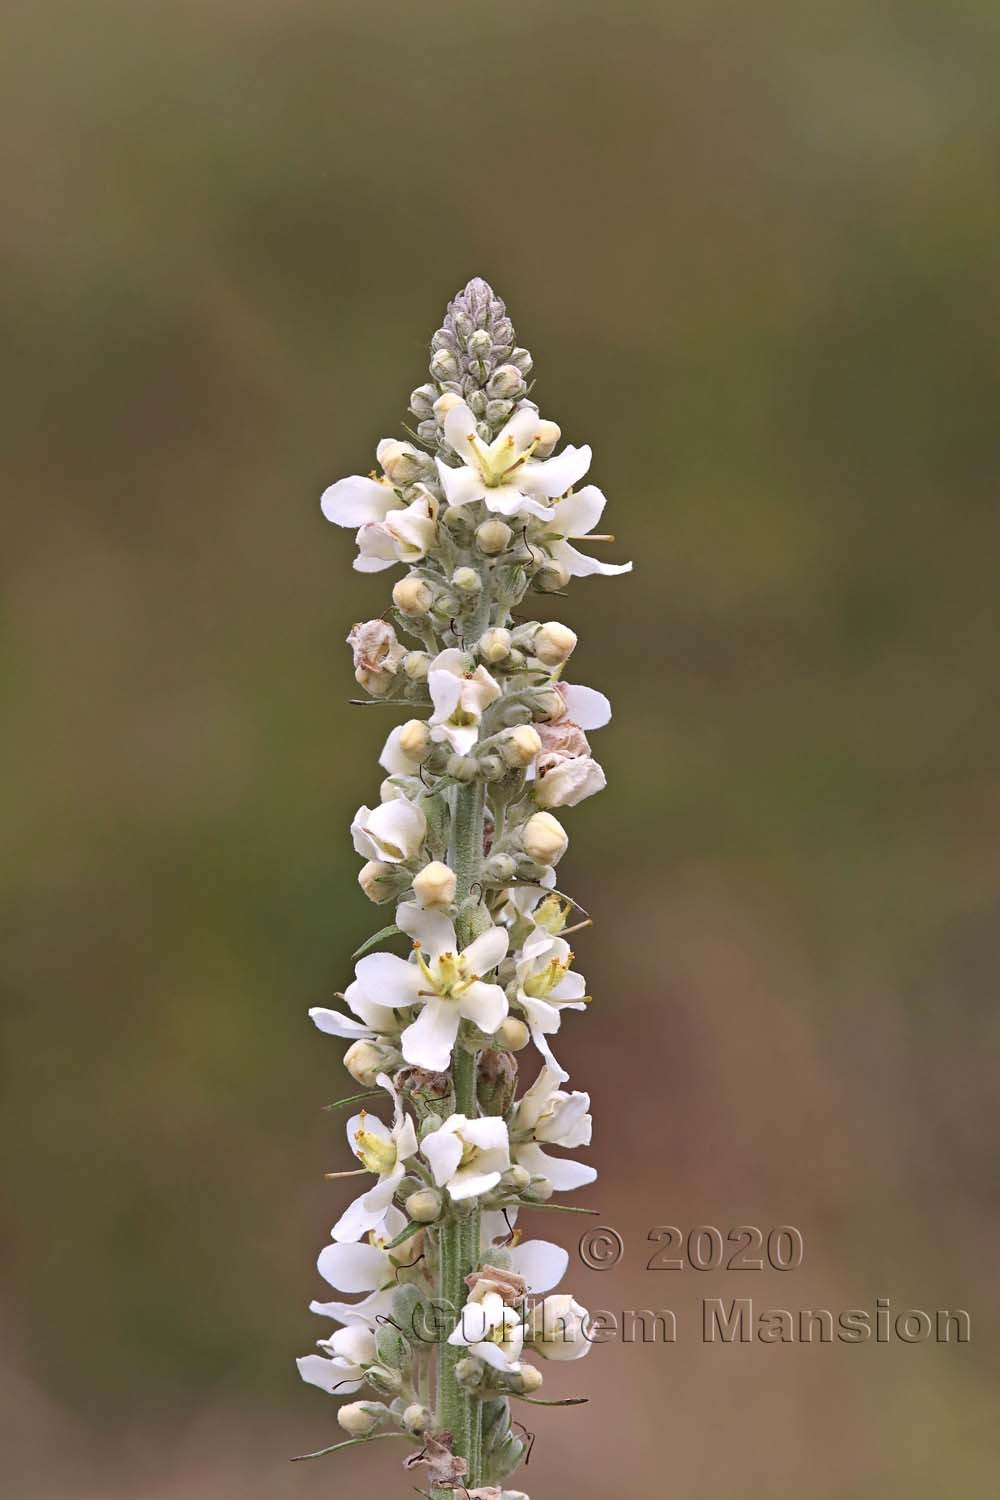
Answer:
[298,280,630,1495]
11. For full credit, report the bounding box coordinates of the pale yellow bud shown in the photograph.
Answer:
[535,556,572,592]
[476,519,513,556]
[404,1187,443,1223]
[433,391,464,419]
[451,566,482,594]
[358,860,400,903]
[479,627,513,664]
[533,621,578,666]
[522,810,568,865]
[533,419,561,458]
[398,719,431,760]
[517,1362,545,1393]
[402,651,431,681]
[402,1403,432,1436]
[501,725,542,769]
[337,1401,384,1437]
[343,1039,397,1088]
[494,1016,530,1051]
[392,575,434,615]
[412,860,457,910]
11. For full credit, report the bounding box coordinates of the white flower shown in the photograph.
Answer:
[478,1214,571,1295]
[347,903,508,1072]
[351,798,426,865]
[447,1290,524,1372]
[321,471,439,573]
[422,1113,510,1201]
[555,681,612,730]
[541,486,632,577]
[330,1074,419,1242]
[296,1321,378,1394]
[347,619,406,694]
[428,648,501,755]
[437,401,591,521]
[310,1206,415,1326]
[512,933,588,1081]
[534,754,606,809]
[378,722,431,777]
[510,1066,596,1191]
[525,1294,592,1360]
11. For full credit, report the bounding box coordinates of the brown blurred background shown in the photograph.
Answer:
[2,1,999,1495]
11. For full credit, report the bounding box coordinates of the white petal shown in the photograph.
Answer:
[481,484,555,520]
[473,1341,521,1372]
[320,475,398,528]
[517,445,592,499]
[560,683,612,730]
[515,1142,597,1191]
[317,1240,388,1294]
[296,1353,361,1394]
[344,980,400,1033]
[443,401,485,468]
[461,1115,510,1154]
[449,1167,503,1201]
[353,952,424,1009]
[396,901,457,958]
[491,404,544,462]
[379,725,420,775]
[553,538,632,578]
[436,458,486,508]
[308,1007,373,1040]
[428,668,463,724]
[461,925,509,975]
[363,798,426,863]
[458,980,508,1034]
[550,484,607,538]
[422,1122,464,1187]
[509,1238,569,1293]
[331,1175,397,1242]
[401,999,461,1072]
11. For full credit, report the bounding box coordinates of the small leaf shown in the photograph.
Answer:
[385,1219,425,1251]
[519,1202,601,1217]
[353,924,404,959]
[514,1395,589,1407]
[322,1090,381,1112]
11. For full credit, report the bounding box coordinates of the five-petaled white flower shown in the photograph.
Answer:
[421,1113,511,1201]
[427,648,502,755]
[510,932,588,1082]
[331,1074,419,1242]
[297,1321,378,1395]
[310,1205,419,1326]
[321,467,439,573]
[510,1066,596,1191]
[437,401,591,521]
[351,797,426,865]
[447,1291,525,1372]
[525,1294,593,1361]
[347,902,509,1071]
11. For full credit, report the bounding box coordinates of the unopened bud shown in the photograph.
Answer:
[412,860,457,910]
[477,1048,518,1117]
[392,575,434,615]
[485,399,514,425]
[522,810,568,865]
[501,725,542,768]
[509,346,533,375]
[482,852,517,884]
[476,519,513,556]
[502,1164,532,1192]
[523,1176,554,1203]
[467,328,493,359]
[479,627,512,664]
[446,754,479,783]
[377,438,431,487]
[404,1187,443,1223]
[533,621,577,666]
[452,566,482,594]
[514,1362,544,1393]
[433,389,464,419]
[416,419,438,445]
[337,1401,386,1436]
[402,651,430,682]
[494,1016,530,1052]
[409,384,437,421]
[534,556,572,592]
[486,363,527,401]
[455,1357,486,1390]
[358,860,403,904]
[402,1403,432,1436]
[398,719,431,761]
[430,348,460,382]
[466,389,488,417]
[533,419,562,458]
[366,1364,403,1395]
[344,1039,398,1088]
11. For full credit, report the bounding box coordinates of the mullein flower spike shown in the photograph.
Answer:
[297,278,631,1494]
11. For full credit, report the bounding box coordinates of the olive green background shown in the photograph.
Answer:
[3,2,998,1496]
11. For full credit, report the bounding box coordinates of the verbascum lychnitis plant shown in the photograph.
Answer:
[295,278,630,1498]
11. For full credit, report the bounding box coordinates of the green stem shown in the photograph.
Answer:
[434,779,487,1489]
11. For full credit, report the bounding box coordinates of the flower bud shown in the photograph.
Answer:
[416,419,438,445]
[467,389,488,417]
[479,627,512,664]
[500,725,542,768]
[477,753,505,781]
[514,1362,544,1393]
[501,1164,532,1192]
[344,1039,399,1088]
[412,860,457,910]
[485,399,514,425]
[476,519,513,556]
[534,754,606,809]
[430,348,460,382]
[477,1048,518,1117]
[532,621,577,666]
[455,1357,486,1390]
[337,1401,386,1436]
[394,1065,455,1121]
[398,719,431,761]
[446,754,479,783]
[366,1364,403,1395]
[534,556,572,592]
[433,390,464,419]
[494,1016,530,1051]
[402,651,430,682]
[486,363,527,401]
[467,328,493,359]
[358,860,404,904]
[521,811,568,865]
[402,1403,432,1436]
[523,1175,554,1202]
[392,575,434,616]
[509,346,533,375]
[533,419,562,458]
[452,566,482,595]
[482,852,517,885]
[404,1187,443,1223]
[376,438,432,487]
[409,384,437,420]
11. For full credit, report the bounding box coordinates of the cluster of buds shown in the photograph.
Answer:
[297,279,630,1495]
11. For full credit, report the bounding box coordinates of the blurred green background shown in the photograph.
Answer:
[2,1,998,1495]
